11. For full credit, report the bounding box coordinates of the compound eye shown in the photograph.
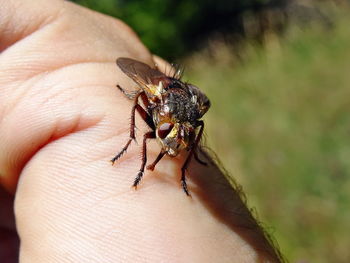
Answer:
[158,122,174,139]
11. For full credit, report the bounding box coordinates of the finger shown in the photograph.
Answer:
[0,0,152,192]
[152,54,178,77]
[152,55,171,71]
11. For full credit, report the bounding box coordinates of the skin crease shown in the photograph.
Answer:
[0,0,282,262]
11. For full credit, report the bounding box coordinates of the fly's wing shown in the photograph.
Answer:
[117,57,168,90]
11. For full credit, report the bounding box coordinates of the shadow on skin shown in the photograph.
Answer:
[0,187,19,263]
[187,149,284,263]
[150,58,283,261]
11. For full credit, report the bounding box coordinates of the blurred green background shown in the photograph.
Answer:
[72,1,350,262]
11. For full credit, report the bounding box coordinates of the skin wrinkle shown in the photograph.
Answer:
[22,173,126,262]
[1,3,148,83]
[29,63,118,106]
[0,0,62,52]
[0,43,121,134]
[0,60,124,191]
[0,61,131,129]
[21,115,160,197]
[0,38,119,83]
[103,135,178,192]
[0,75,45,121]
[39,84,110,141]
[63,2,152,65]
[0,82,103,188]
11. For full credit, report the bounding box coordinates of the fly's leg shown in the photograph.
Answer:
[147,151,166,171]
[133,131,156,189]
[117,84,139,100]
[181,120,205,196]
[111,91,154,164]
[117,84,153,116]
[111,93,140,164]
[134,94,155,130]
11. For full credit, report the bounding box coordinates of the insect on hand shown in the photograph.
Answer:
[111,57,210,196]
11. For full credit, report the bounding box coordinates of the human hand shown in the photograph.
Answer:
[0,0,281,262]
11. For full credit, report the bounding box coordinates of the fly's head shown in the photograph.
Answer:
[156,118,195,157]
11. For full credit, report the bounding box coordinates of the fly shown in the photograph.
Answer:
[111,57,210,196]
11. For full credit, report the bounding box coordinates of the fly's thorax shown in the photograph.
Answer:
[157,88,200,125]
[143,81,165,104]
[148,80,210,125]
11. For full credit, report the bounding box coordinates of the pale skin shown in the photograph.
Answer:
[0,0,282,262]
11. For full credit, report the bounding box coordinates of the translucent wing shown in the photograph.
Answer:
[116,57,167,88]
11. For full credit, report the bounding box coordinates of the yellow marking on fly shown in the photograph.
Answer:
[168,122,179,139]
[156,81,163,95]
[145,82,163,98]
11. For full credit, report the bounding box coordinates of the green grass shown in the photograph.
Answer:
[184,14,350,263]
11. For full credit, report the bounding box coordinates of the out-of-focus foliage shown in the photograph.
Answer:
[185,10,350,263]
[71,0,286,60]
